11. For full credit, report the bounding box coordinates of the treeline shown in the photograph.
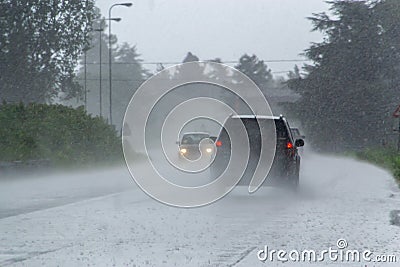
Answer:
[0,1,291,166]
[2,0,400,154]
[287,0,400,152]
[0,0,294,129]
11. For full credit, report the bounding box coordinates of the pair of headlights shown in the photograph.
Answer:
[180,147,213,154]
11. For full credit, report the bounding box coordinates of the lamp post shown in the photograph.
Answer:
[93,18,120,117]
[93,26,104,117]
[108,2,132,125]
[83,47,88,110]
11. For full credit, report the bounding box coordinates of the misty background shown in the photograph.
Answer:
[1,0,400,167]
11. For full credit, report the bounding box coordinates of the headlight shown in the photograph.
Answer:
[206,148,213,153]
[180,148,187,154]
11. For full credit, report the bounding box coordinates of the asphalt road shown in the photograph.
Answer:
[0,153,399,266]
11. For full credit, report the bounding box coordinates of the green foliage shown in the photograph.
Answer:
[0,0,96,103]
[0,103,121,166]
[355,148,400,184]
[287,65,301,80]
[234,54,273,90]
[76,14,149,130]
[287,0,400,152]
[111,43,150,129]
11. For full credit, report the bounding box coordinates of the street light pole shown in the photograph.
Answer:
[108,2,132,125]
[93,18,120,118]
[84,49,87,111]
[94,26,103,117]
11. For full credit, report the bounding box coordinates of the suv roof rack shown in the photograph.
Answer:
[230,114,282,120]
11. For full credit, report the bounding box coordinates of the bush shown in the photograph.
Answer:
[0,103,122,166]
[355,148,400,184]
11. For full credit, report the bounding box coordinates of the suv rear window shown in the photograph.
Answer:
[222,118,289,139]
[217,118,291,152]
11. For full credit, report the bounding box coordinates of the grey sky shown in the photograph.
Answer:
[95,0,330,76]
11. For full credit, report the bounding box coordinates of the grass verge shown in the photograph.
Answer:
[354,148,400,185]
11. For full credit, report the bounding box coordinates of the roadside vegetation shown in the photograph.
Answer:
[286,0,400,152]
[2,0,400,173]
[0,103,122,167]
[354,148,400,184]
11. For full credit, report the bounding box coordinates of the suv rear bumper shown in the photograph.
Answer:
[210,155,299,187]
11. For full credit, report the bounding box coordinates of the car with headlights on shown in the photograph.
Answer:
[178,132,215,160]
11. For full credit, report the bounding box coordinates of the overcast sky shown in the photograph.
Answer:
[95,0,330,76]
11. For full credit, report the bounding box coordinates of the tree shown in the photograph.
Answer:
[234,54,273,91]
[287,65,301,80]
[112,43,150,130]
[287,0,400,151]
[183,52,199,63]
[75,15,148,130]
[0,0,96,103]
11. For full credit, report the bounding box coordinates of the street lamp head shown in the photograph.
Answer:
[111,18,122,22]
[120,3,133,7]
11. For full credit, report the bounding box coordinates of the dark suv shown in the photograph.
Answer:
[210,115,304,189]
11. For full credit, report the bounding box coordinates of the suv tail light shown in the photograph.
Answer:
[286,141,296,158]
[216,140,222,147]
[286,142,293,149]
